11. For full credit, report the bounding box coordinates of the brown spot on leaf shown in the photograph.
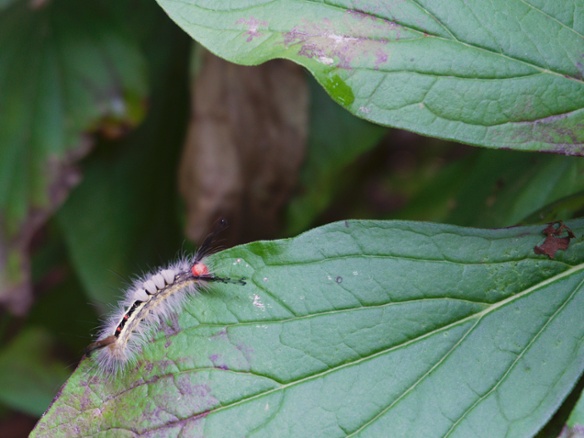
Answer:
[283,12,398,69]
[500,113,584,156]
[533,221,575,259]
[236,17,268,42]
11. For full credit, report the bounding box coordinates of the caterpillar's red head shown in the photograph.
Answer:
[191,262,209,277]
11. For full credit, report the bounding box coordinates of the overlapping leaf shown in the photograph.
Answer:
[156,0,584,155]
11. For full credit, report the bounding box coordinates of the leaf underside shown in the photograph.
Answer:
[156,0,584,155]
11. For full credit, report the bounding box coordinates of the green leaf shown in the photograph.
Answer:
[56,16,191,308]
[0,0,146,231]
[0,0,147,311]
[566,389,584,431]
[32,220,584,436]
[0,328,69,417]
[398,150,584,227]
[156,0,584,155]
[446,153,584,227]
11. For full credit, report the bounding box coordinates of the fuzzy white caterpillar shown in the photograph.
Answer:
[85,219,245,375]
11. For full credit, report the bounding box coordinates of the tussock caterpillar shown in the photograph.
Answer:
[85,219,245,375]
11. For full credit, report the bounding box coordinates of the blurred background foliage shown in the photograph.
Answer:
[1,0,584,435]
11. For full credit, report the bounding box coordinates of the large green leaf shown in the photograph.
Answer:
[156,0,584,155]
[0,0,146,312]
[56,13,190,308]
[0,0,146,230]
[33,219,584,436]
